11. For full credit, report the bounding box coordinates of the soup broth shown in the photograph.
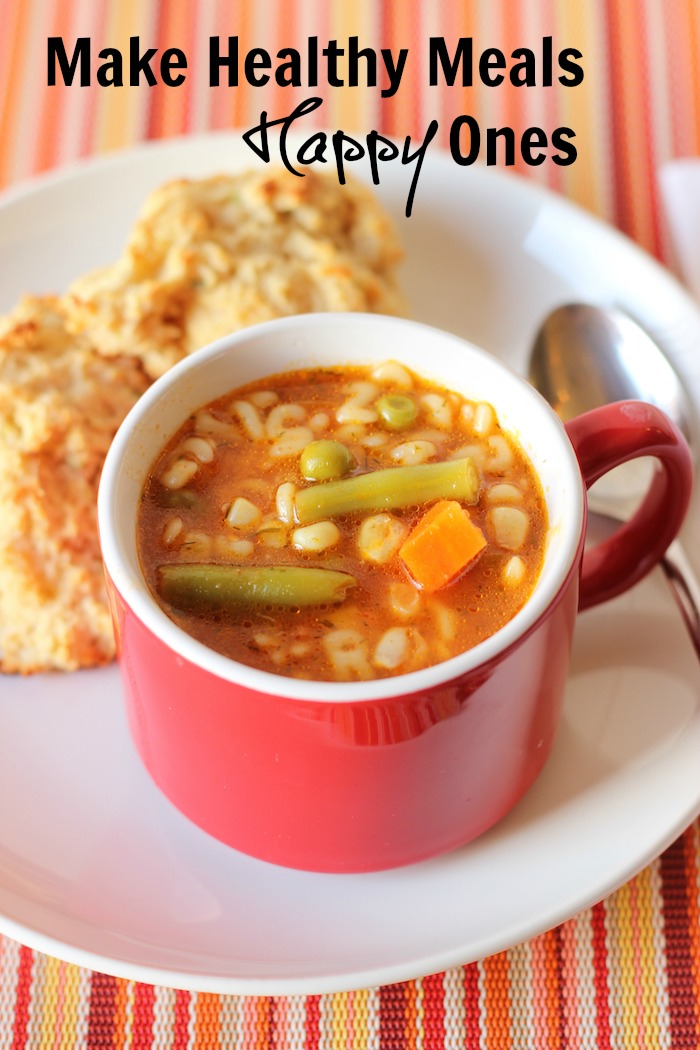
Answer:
[136,362,548,680]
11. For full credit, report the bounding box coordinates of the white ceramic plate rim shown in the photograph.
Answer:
[0,132,698,996]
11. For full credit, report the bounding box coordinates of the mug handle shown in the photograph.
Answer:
[565,400,694,611]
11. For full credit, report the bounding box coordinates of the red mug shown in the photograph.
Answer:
[98,314,693,872]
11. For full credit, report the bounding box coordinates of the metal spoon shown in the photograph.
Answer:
[529,302,700,656]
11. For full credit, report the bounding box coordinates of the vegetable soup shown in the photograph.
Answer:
[136,361,548,680]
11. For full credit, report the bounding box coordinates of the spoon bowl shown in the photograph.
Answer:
[530,303,694,443]
[529,302,700,657]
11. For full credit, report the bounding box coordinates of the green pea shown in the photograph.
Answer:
[300,439,355,482]
[375,393,417,430]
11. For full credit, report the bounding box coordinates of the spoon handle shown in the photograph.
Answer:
[660,539,700,659]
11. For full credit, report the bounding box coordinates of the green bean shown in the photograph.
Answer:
[300,439,355,481]
[375,393,417,430]
[295,458,479,524]
[157,564,356,610]
[155,487,198,509]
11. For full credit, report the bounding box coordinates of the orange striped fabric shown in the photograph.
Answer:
[2,0,700,259]
[1,0,700,1046]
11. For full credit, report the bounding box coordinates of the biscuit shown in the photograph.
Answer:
[0,296,150,673]
[0,167,405,673]
[65,168,407,379]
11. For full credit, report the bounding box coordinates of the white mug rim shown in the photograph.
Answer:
[98,313,585,703]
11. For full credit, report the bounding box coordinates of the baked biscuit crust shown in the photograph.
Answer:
[0,168,405,673]
[0,296,150,673]
[65,168,407,379]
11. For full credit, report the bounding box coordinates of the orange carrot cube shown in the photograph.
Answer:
[399,499,487,592]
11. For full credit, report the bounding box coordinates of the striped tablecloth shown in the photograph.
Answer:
[1,0,700,1046]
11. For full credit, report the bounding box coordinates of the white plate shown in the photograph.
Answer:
[0,133,699,996]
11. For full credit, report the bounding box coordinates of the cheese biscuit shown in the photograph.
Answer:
[65,168,406,379]
[0,296,150,673]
